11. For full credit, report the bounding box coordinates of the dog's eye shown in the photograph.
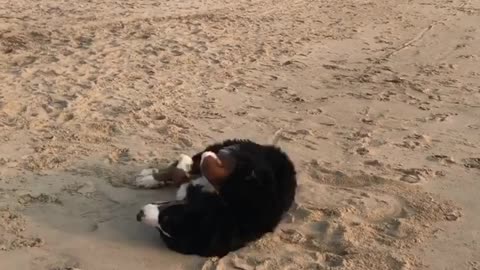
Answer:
[245,171,256,181]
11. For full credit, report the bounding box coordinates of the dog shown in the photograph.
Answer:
[134,139,297,257]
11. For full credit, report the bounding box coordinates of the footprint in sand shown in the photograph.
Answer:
[463,158,480,170]
[395,167,434,184]
[427,154,456,165]
[394,133,432,150]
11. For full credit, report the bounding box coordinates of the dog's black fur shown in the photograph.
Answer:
[156,139,296,257]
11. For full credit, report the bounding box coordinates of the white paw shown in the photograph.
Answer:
[176,182,189,200]
[138,204,160,227]
[137,203,173,238]
[133,173,162,189]
[176,154,193,172]
[138,168,159,176]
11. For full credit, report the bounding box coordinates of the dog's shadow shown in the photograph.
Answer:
[22,162,179,250]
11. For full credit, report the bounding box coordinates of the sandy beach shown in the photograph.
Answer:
[1,0,479,269]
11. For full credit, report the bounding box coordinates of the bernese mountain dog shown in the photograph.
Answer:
[134,139,297,257]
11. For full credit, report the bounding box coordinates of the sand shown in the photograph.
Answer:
[0,0,479,269]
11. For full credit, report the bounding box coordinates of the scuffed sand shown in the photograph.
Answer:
[1,0,479,269]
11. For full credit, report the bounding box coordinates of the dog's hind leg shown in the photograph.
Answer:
[133,167,172,189]
[132,154,193,189]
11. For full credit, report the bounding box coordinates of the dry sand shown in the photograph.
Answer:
[1,0,479,269]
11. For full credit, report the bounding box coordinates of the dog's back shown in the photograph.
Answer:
[263,144,297,210]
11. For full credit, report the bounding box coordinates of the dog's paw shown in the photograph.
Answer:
[138,168,159,176]
[176,182,189,200]
[177,154,193,172]
[137,203,176,238]
[133,168,163,189]
[137,204,160,227]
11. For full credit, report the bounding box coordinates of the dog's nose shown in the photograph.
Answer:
[136,210,145,222]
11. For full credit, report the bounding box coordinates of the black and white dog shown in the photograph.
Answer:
[134,139,297,257]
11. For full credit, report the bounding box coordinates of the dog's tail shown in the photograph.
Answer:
[269,128,284,146]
